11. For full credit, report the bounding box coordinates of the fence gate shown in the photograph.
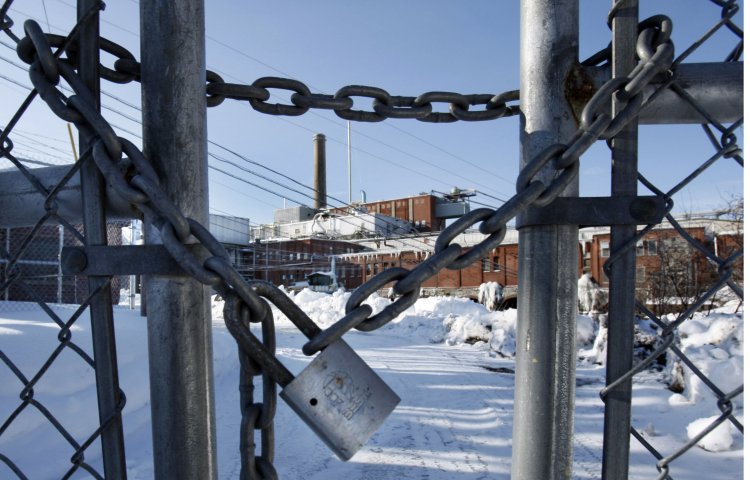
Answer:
[0,0,743,479]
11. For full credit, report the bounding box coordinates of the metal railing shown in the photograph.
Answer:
[0,0,743,479]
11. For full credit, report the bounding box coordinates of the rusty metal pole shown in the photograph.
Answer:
[512,0,580,478]
[140,1,217,478]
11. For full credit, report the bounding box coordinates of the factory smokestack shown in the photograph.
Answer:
[313,133,326,209]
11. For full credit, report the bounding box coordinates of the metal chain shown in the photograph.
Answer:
[13,13,675,347]
[255,14,677,355]
[13,11,673,474]
[20,34,523,123]
[223,293,278,480]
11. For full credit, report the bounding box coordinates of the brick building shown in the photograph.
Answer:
[247,194,742,309]
[583,219,743,290]
[328,191,472,234]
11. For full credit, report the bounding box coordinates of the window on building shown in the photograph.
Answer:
[366,264,372,276]
[297,252,302,260]
[482,257,491,272]
[636,240,658,256]
[373,264,379,275]
[601,241,610,258]
[493,256,500,271]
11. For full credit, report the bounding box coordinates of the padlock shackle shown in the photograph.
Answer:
[224,293,295,387]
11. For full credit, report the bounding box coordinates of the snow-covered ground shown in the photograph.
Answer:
[0,288,743,479]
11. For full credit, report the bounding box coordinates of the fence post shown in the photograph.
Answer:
[603,1,639,478]
[140,1,218,478]
[76,0,127,477]
[512,0,579,479]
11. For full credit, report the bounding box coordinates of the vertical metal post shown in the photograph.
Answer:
[76,0,126,477]
[603,2,639,478]
[512,1,579,479]
[140,1,217,478]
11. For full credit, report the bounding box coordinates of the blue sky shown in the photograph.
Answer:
[1,1,744,226]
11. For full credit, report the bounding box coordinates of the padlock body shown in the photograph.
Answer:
[280,339,400,460]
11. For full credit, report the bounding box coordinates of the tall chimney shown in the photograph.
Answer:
[313,133,326,209]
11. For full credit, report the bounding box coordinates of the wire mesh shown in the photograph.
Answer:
[0,0,744,478]
[601,1,744,477]
[0,223,127,312]
[0,205,127,478]
[0,5,127,478]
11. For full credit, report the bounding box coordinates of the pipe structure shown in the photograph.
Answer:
[512,0,579,478]
[587,61,743,125]
[140,1,217,478]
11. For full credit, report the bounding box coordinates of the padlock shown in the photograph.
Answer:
[280,339,400,460]
[223,291,400,461]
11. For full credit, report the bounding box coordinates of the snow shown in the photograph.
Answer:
[0,287,744,479]
[686,415,735,452]
[477,282,503,311]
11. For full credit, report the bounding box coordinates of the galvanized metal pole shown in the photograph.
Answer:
[603,2,639,478]
[140,1,217,478]
[512,1,579,479]
[76,0,127,477]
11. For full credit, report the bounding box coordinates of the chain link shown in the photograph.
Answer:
[12,7,677,473]
[12,11,674,348]
[224,293,279,480]
[17,29,521,124]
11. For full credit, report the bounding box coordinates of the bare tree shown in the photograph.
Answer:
[717,194,744,287]
[645,235,717,317]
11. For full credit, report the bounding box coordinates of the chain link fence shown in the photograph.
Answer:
[599,1,744,474]
[0,0,743,479]
[0,223,128,312]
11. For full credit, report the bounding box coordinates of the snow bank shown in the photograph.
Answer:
[0,288,743,478]
[686,415,735,452]
[673,307,744,407]
[269,288,602,359]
